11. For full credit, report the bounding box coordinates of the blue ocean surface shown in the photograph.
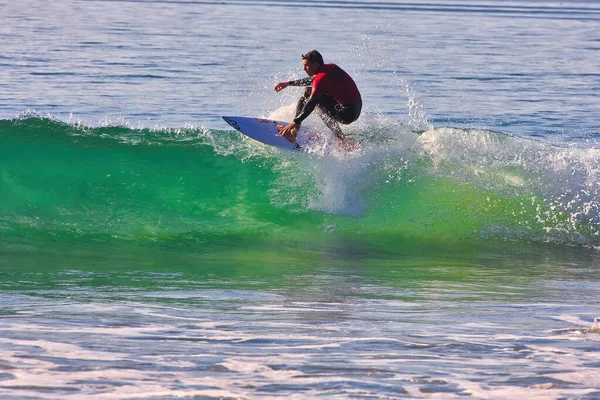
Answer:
[1,0,599,399]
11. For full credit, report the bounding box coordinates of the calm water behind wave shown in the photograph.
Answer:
[1,0,599,138]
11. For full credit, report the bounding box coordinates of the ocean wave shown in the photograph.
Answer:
[1,115,600,246]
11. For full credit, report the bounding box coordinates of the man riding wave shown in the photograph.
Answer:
[275,50,362,150]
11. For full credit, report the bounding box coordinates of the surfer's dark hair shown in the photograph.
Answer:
[302,50,324,65]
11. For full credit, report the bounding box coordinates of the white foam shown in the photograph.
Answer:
[416,126,600,242]
[1,301,599,400]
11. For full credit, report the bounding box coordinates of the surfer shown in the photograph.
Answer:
[274,50,362,150]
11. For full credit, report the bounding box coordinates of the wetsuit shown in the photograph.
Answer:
[287,64,362,139]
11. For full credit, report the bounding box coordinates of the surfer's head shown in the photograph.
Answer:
[302,50,323,76]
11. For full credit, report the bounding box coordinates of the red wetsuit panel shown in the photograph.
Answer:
[311,64,361,105]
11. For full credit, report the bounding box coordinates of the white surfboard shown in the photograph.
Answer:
[222,116,310,152]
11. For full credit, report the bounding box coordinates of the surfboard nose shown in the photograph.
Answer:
[222,116,240,130]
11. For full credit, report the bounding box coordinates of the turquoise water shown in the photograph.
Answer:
[1,1,600,399]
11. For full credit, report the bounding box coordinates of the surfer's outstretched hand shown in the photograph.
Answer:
[274,82,289,92]
[277,122,298,143]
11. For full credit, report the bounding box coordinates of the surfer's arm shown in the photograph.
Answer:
[293,94,319,125]
[274,77,313,92]
[287,77,314,87]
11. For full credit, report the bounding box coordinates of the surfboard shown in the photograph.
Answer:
[222,116,307,151]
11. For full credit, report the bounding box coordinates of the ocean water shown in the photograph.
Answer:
[1,0,600,399]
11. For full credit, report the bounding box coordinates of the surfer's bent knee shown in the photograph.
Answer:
[335,97,362,125]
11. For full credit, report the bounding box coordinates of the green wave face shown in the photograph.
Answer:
[1,116,599,248]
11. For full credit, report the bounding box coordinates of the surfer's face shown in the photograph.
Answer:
[303,60,320,76]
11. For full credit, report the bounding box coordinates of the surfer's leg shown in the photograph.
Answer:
[315,95,359,151]
[315,95,348,140]
[320,115,357,151]
[317,111,346,140]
